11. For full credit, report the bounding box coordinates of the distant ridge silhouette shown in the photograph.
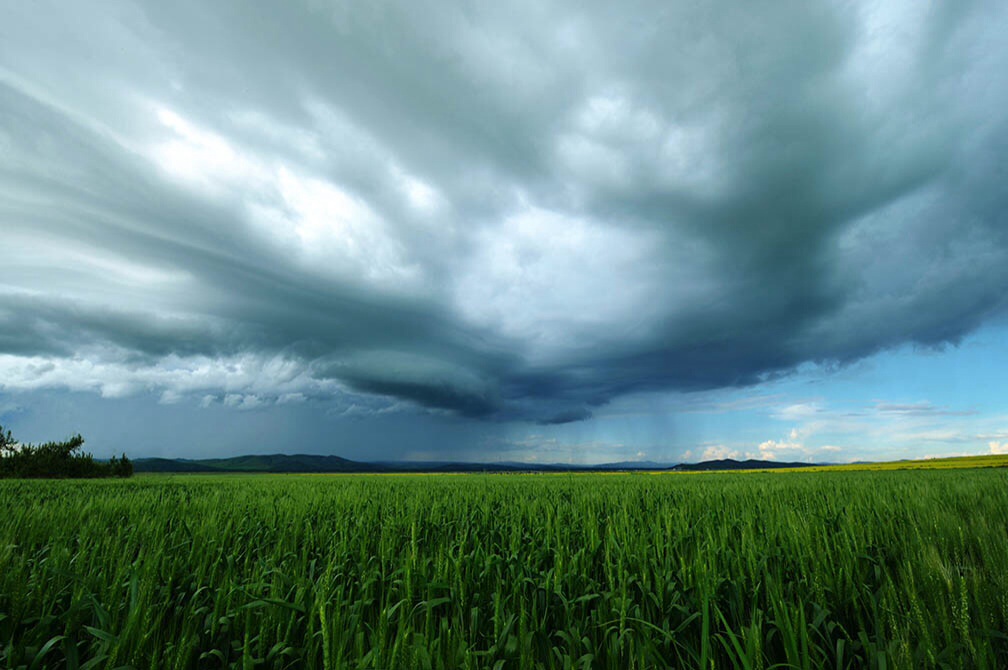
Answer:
[134,454,814,474]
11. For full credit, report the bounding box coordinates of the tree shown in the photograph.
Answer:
[0,423,132,478]
[109,453,134,478]
[0,425,13,455]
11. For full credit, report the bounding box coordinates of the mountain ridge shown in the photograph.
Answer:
[134,453,815,474]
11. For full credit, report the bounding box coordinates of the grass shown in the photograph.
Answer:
[1,470,1007,668]
[669,454,1008,474]
[808,453,1008,471]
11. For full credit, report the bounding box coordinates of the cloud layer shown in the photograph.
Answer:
[2,1,1007,424]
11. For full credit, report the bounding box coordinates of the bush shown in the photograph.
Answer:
[0,424,132,478]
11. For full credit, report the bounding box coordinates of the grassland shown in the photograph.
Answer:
[2,470,1007,669]
[756,453,1008,474]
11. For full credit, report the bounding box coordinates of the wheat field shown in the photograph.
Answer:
[2,469,1007,668]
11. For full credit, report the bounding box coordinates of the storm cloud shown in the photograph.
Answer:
[2,0,1007,426]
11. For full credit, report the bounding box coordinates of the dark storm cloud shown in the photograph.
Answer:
[1,0,1007,424]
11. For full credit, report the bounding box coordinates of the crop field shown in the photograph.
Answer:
[783,454,1008,473]
[2,470,1007,669]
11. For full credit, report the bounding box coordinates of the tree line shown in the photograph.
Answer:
[0,424,132,478]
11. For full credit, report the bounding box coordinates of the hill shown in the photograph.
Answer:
[135,454,377,473]
[672,458,811,471]
[134,454,822,474]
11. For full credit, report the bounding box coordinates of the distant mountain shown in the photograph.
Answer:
[199,453,371,473]
[135,455,598,474]
[673,458,810,471]
[592,460,675,470]
[133,458,221,473]
[135,454,814,474]
[135,454,378,473]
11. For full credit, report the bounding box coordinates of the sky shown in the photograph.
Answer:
[1,1,1007,463]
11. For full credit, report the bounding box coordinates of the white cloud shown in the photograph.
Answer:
[0,352,346,408]
[701,444,742,460]
[453,205,715,359]
[555,93,724,198]
[756,435,845,462]
[772,403,824,422]
[151,107,273,196]
[148,107,423,293]
[757,439,805,461]
[223,394,265,410]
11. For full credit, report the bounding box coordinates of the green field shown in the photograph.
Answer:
[784,453,1008,473]
[2,471,1007,669]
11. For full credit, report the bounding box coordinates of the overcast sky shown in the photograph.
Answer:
[2,1,1007,463]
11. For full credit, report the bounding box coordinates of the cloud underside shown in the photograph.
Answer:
[1,1,1007,422]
